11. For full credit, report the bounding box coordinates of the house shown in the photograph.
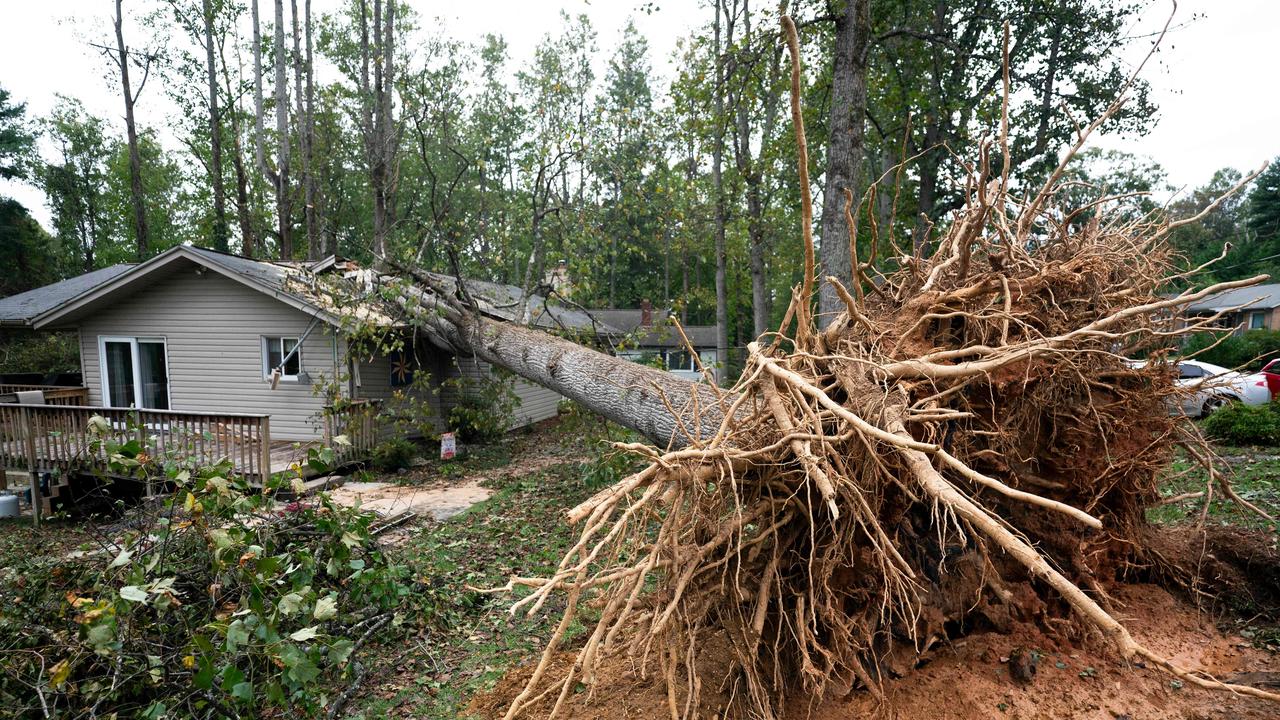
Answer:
[1181,283,1280,334]
[591,302,718,381]
[0,244,607,490]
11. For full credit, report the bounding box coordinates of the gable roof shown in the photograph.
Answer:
[25,245,610,338]
[1185,283,1280,314]
[0,264,135,327]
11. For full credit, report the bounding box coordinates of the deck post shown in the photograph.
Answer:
[20,407,40,528]
[260,416,272,485]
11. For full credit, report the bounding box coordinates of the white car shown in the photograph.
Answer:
[1172,360,1271,417]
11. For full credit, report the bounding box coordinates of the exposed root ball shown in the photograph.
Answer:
[488,16,1277,720]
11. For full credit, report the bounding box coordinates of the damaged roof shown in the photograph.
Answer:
[15,244,612,337]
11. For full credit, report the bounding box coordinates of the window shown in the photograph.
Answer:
[99,337,170,409]
[263,336,301,379]
[1178,363,1205,380]
[1250,311,1267,330]
[665,350,695,372]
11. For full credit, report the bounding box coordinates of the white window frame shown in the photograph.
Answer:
[262,336,302,381]
[98,335,172,409]
[1250,311,1267,330]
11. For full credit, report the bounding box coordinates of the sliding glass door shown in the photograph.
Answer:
[100,337,170,409]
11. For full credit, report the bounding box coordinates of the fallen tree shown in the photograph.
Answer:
[320,15,1279,720]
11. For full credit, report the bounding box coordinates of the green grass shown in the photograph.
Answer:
[1148,447,1280,531]
[346,424,629,719]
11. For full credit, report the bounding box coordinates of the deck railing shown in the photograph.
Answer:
[323,399,383,463]
[0,403,273,480]
[0,385,90,405]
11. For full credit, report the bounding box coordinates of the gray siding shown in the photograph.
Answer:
[351,346,445,437]
[443,355,562,430]
[79,271,341,440]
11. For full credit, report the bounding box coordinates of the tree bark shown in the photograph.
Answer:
[817,0,870,323]
[399,276,732,449]
[202,0,228,252]
[273,0,292,259]
[113,0,150,261]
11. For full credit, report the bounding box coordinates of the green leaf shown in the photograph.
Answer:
[108,548,133,568]
[290,626,319,642]
[193,662,215,690]
[226,619,250,650]
[119,585,148,603]
[231,680,254,702]
[313,595,338,621]
[278,592,304,616]
[328,638,355,665]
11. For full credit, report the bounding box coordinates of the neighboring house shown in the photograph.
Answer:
[1181,283,1280,334]
[0,244,606,487]
[591,302,718,382]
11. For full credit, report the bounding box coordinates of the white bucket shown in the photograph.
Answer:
[0,494,19,519]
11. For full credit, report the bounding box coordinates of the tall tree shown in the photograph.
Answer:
[109,0,153,260]
[273,0,293,258]
[729,1,784,337]
[250,0,280,257]
[302,0,320,258]
[355,0,399,261]
[39,100,111,273]
[712,0,731,383]
[817,0,871,324]
[202,0,229,251]
[0,86,34,181]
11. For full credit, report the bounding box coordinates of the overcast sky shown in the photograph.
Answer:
[2,0,1276,229]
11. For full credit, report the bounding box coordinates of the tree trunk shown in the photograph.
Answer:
[273,0,292,259]
[202,0,227,252]
[250,0,277,255]
[303,0,320,257]
[712,0,729,384]
[114,0,150,261]
[397,272,731,449]
[363,0,395,261]
[219,38,255,256]
[732,1,781,339]
[817,0,870,324]
[290,0,314,260]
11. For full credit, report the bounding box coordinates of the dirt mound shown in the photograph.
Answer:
[1140,524,1280,619]
[469,583,1278,720]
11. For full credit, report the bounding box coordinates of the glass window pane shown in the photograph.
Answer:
[138,341,169,410]
[282,338,300,376]
[267,337,283,375]
[1251,312,1266,330]
[104,341,135,407]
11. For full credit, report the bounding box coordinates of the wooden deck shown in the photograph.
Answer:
[0,396,382,524]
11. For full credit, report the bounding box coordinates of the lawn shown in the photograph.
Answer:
[344,414,641,719]
[1148,444,1280,530]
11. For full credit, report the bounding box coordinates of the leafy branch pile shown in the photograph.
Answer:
[0,424,421,718]
[489,18,1280,720]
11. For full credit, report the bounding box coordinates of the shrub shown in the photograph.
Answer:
[372,437,417,472]
[445,368,518,444]
[1201,401,1280,445]
[0,422,422,717]
[1183,330,1280,372]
